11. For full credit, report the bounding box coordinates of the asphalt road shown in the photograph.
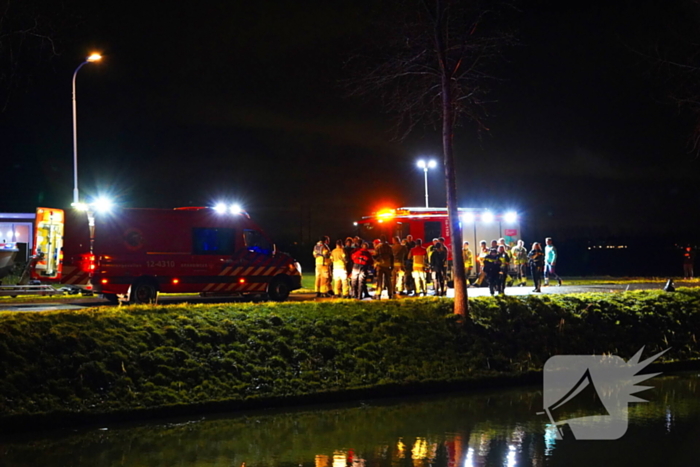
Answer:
[0,280,696,312]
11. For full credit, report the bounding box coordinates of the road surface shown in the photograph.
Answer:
[0,280,696,313]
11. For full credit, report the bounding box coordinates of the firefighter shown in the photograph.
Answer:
[430,241,448,296]
[474,240,489,286]
[511,239,528,287]
[313,235,332,297]
[409,238,428,296]
[544,237,563,286]
[350,242,373,299]
[494,238,513,286]
[373,235,394,299]
[462,241,474,283]
[330,239,349,298]
[391,236,408,295]
[528,242,545,292]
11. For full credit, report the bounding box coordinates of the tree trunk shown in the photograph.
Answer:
[434,1,468,317]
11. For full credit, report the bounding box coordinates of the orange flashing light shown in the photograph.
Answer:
[239,278,246,284]
[101,279,108,284]
[376,208,395,219]
[172,278,180,284]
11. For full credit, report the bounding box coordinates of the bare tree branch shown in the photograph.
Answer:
[347,0,517,316]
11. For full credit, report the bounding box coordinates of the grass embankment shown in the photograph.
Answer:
[1,289,700,432]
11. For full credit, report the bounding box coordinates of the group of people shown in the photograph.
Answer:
[312,234,451,299]
[312,234,563,299]
[463,237,562,295]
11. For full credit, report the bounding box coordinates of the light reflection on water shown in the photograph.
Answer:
[0,373,698,467]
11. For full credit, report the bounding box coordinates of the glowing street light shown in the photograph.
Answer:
[417,159,437,208]
[72,53,102,206]
[504,211,518,223]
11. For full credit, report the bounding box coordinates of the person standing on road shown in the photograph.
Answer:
[528,242,545,292]
[373,235,394,299]
[330,239,349,298]
[430,241,448,296]
[483,246,501,296]
[683,245,696,279]
[313,236,332,297]
[391,236,408,295]
[544,237,562,286]
[409,238,428,296]
[511,239,528,287]
[350,242,374,299]
[496,245,510,295]
[475,240,489,286]
[404,235,416,294]
[462,241,474,284]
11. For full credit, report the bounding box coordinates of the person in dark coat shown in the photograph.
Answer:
[528,242,545,293]
[429,242,448,296]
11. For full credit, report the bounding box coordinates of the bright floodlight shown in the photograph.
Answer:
[428,160,437,168]
[230,203,242,214]
[461,212,475,223]
[504,211,518,223]
[417,159,426,169]
[482,211,494,223]
[92,197,113,213]
[87,53,102,62]
[214,203,227,214]
[6,231,13,239]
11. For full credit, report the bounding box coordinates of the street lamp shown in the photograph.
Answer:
[416,159,437,207]
[72,53,102,206]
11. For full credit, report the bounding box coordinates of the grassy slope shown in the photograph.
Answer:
[0,289,699,428]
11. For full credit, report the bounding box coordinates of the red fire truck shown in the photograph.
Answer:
[31,205,302,303]
[356,207,521,260]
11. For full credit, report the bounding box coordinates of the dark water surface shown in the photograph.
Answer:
[1,373,698,466]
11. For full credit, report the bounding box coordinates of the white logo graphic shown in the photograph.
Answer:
[539,347,669,440]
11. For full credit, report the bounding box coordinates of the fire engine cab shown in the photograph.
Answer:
[356,207,521,258]
[31,205,302,303]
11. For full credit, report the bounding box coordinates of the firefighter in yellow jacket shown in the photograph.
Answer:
[330,239,350,298]
[313,236,332,297]
[462,240,474,282]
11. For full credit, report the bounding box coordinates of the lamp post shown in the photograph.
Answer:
[416,159,437,207]
[72,53,102,206]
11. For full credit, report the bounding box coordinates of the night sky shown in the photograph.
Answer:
[2,0,698,248]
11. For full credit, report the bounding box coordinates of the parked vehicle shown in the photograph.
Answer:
[356,207,521,258]
[31,205,302,303]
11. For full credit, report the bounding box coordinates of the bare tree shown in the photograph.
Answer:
[637,0,700,154]
[0,0,70,110]
[349,0,515,316]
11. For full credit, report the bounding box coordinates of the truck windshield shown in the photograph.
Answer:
[243,229,272,255]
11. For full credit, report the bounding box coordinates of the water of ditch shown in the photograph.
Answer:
[1,372,698,466]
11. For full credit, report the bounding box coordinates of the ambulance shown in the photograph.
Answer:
[31,204,302,303]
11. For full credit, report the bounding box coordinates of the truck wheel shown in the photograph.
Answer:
[267,276,291,302]
[130,280,157,304]
[101,293,119,305]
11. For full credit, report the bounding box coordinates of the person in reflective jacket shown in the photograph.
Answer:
[313,236,332,297]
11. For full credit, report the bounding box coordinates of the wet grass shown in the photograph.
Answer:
[0,288,699,430]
